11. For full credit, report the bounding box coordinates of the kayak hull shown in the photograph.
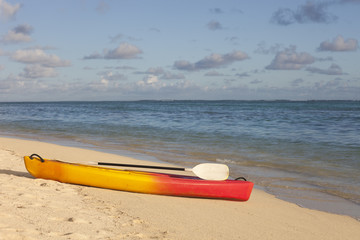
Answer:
[24,156,253,201]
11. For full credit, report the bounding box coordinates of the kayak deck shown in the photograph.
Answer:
[24,155,253,201]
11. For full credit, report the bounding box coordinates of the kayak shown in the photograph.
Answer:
[24,155,254,201]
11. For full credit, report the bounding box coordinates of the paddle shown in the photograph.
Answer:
[97,162,229,181]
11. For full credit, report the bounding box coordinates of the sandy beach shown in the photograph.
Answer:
[1,137,359,240]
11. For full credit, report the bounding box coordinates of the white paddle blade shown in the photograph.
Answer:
[190,163,229,181]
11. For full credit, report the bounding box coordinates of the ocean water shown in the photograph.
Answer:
[0,101,359,218]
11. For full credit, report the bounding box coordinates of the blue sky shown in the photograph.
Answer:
[0,0,359,101]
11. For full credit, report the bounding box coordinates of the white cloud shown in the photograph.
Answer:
[84,43,143,60]
[97,71,126,81]
[266,46,315,70]
[161,72,185,80]
[173,60,193,71]
[174,50,249,71]
[139,67,164,76]
[1,24,33,44]
[105,43,142,59]
[2,30,31,43]
[87,71,127,91]
[318,35,358,51]
[134,67,184,80]
[137,75,160,88]
[0,0,21,21]
[20,64,57,78]
[0,74,46,94]
[8,48,70,80]
[11,48,71,67]
[145,75,158,84]
[306,64,345,75]
[100,78,109,86]
[89,78,118,91]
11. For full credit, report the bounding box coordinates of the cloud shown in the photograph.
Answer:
[20,64,57,78]
[316,56,333,61]
[174,50,249,71]
[133,79,200,97]
[143,67,164,75]
[11,48,71,67]
[210,8,223,14]
[291,78,305,87]
[135,67,185,80]
[306,63,345,75]
[236,72,250,78]
[250,79,262,84]
[109,33,140,43]
[9,48,70,79]
[295,1,337,23]
[0,0,21,21]
[96,0,109,14]
[143,75,159,85]
[97,71,126,81]
[207,20,223,30]
[109,34,123,43]
[318,35,358,51]
[83,52,102,59]
[115,65,136,70]
[161,72,185,80]
[88,72,127,91]
[313,78,346,91]
[204,71,226,77]
[14,24,33,35]
[266,46,315,70]
[0,75,18,92]
[255,42,283,55]
[271,1,337,25]
[271,8,296,25]
[1,24,33,44]
[105,43,142,59]
[84,43,142,60]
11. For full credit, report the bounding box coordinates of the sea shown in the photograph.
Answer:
[0,100,359,219]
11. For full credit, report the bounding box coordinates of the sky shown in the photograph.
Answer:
[0,0,359,101]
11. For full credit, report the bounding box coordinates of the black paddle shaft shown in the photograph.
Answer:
[97,162,186,171]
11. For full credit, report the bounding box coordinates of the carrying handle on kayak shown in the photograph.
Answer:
[235,177,247,181]
[30,154,45,163]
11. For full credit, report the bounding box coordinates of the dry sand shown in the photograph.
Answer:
[1,137,359,240]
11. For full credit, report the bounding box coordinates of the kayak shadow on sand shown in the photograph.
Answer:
[0,169,33,179]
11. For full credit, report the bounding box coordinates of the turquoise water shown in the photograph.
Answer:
[0,101,359,218]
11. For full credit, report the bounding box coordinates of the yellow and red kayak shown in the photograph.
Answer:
[24,155,253,201]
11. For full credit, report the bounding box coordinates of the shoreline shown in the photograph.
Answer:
[2,134,360,220]
[1,137,360,239]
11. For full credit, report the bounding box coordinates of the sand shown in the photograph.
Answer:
[1,137,359,240]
